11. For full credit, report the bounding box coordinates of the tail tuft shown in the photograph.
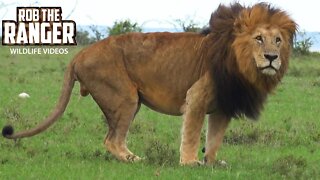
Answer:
[2,125,14,137]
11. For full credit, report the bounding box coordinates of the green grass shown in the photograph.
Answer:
[1,46,320,179]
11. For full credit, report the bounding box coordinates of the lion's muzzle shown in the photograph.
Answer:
[258,53,281,76]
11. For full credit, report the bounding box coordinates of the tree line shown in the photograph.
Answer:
[75,19,314,55]
[76,19,203,45]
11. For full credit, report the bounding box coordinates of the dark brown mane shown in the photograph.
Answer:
[204,3,295,120]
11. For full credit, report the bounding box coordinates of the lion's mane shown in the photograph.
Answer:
[203,3,296,119]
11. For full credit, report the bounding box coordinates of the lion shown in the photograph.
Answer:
[2,3,296,165]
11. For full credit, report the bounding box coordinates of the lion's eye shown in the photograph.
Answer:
[276,37,281,44]
[255,35,263,43]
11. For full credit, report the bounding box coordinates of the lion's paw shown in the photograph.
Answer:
[180,160,203,166]
[125,154,141,162]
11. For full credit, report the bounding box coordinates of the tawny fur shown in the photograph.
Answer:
[2,3,296,165]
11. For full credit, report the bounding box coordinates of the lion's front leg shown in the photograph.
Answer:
[180,107,206,165]
[179,73,212,166]
[204,113,230,164]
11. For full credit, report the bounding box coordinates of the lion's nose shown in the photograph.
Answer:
[264,54,278,62]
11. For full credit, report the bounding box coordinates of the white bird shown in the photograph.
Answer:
[18,92,30,98]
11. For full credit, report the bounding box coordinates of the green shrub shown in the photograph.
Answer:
[108,20,142,36]
[76,30,95,45]
[175,19,202,32]
[293,32,313,55]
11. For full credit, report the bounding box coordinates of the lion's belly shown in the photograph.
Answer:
[138,89,185,116]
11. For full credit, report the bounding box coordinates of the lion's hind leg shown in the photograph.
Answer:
[73,41,141,162]
[88,82,141,162]
[103,99,141,162]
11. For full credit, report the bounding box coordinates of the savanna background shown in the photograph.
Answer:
[1,0,320,179]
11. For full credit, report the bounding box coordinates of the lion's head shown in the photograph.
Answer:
[232,3,296,87]
[207,3,297,119]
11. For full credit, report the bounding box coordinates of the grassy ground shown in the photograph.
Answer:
[0,46,320,179]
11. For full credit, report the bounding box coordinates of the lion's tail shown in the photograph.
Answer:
[2,62,75,139]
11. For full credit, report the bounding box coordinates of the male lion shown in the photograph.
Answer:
[2,3,296,165]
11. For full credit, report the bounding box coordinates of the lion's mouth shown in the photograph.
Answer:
[259,65,277,71]
[259,65,278,76]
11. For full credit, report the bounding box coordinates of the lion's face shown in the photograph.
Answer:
[251,27,283,76]
[230,4,296,87]
[232,24,294,87]
[232,26,289,82]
